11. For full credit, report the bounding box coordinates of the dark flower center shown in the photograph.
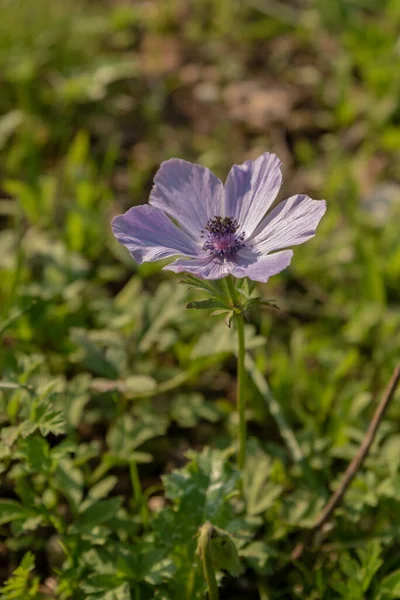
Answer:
[201,216,245,258]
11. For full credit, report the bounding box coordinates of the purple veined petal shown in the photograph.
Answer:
[224,152,283,238]
[163,256,230,280]
[250,194,326,253]
[149,158,224,240]
[229,249,294,283]
[111,205,200,264]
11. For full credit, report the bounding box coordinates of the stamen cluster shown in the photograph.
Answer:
[201,216,245,258]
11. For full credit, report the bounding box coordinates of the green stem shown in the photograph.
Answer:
[226,277,247,470]
[198,523,219,600]
[236,315,246,470]
[257,578,271,600]
[129,458,149,527]
[129,458,142,505]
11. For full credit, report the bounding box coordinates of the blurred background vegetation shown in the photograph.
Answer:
[1,0,400,598]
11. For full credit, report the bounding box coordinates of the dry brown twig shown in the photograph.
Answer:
[291,363,400,561]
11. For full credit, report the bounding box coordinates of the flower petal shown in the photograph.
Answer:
[163,256,229,280]
[149,158,224,239]
[250,195,326,253]
[229,250,293,283]
[112,205,199,264]
[224,152,282,238]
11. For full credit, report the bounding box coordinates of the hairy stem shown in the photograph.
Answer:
[226,277,247,469]
[198,522,219,600]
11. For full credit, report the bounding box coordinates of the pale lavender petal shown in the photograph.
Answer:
[164,256,229,280]
[112,205,200,264]
[224,152,282,238]
[149,158,224,239]
[250,195,326,253]
[229,250,293,283]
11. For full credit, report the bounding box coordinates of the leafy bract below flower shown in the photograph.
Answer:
[112,153,326,283]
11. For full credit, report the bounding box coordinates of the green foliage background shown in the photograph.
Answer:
[1,0,400,597]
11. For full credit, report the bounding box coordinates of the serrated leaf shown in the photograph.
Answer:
[138,282,186,352]
[33,397,66,436]
[244,451,284,517]
[171,393,220,428]
[107,412,168,459]
[141,550,176,585]
[19,435,51,472]
[53,458,84,509]
[0,551,38,598]
[155,448,244,546]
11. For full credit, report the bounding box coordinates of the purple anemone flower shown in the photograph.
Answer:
[112,153,326,283]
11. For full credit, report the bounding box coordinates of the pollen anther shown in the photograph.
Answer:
[202,216,245,258]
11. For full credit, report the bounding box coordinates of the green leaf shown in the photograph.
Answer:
[209,526,243,577]
[186,298,229,310]
[153,448,249,596]
[240,541,274,574]
[180,275,229,300]
[138,281,186,352]
[81,577,131,599]
[5,180,40,223]
[357,541,383,592]
[236,277,256,300]
[0,552,38,599]
[106,412,168,459]
[259,299,280,309]
[103,583,131,600]
[155,448,245,545]
[244,450,284,517]
[379,569,400,599]
[53,458,84,509]
[36,405,66,437]
[0,500,29,526]
[88,476,118,501]
[123,375,157,395]
[1,426,20,447]
[76,497,122,529]
[171,393,220,428]
[19,435,51,473]
[70,328,119,378]
[141,550,176,585]
[191,321,263,358]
